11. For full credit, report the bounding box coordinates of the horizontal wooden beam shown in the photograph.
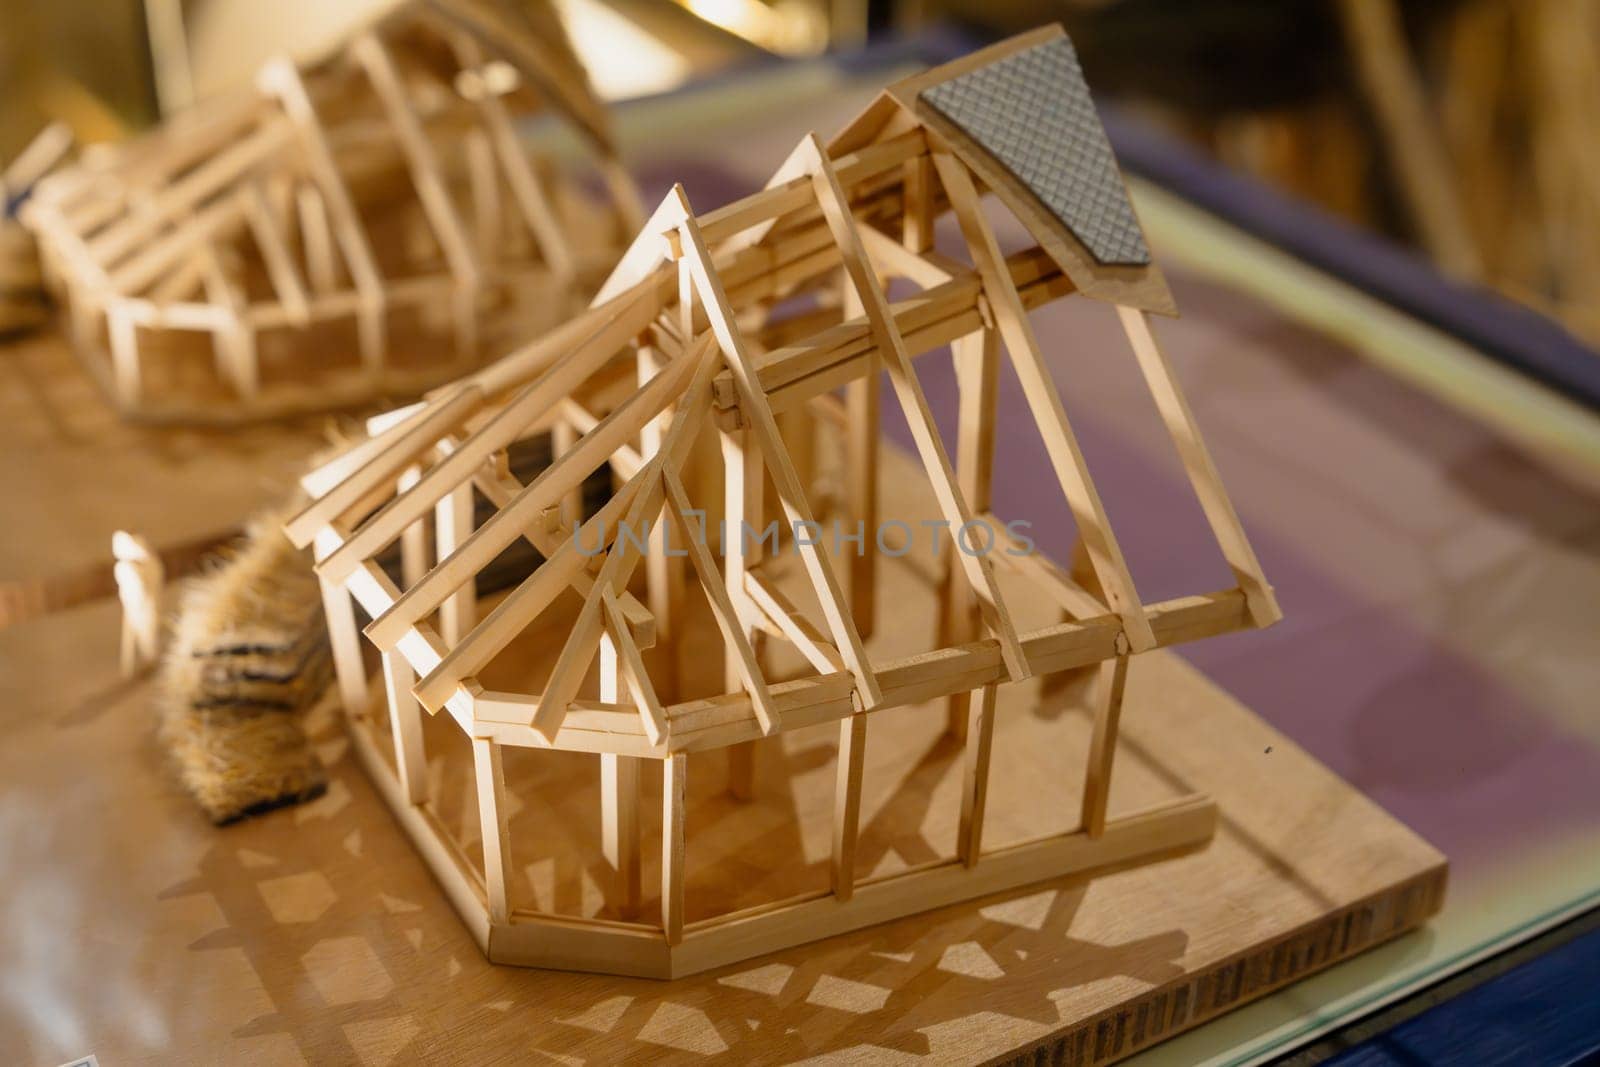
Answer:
[471,694,664,757]
[667,795,1215,978]
[713,247,1071,422]
[489,910,669,976]
[665,589,1248,753]
[469,588,1251,754]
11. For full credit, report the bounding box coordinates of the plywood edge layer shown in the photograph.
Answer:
[987,864,1450,1067]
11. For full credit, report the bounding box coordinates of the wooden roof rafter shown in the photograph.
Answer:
[293,24,1280,760]
[929,152,1156,650]
[666,185,882,715]
[515,341,740,739]
[798,132,1029,679]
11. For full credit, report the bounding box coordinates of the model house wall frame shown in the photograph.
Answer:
[288,25,1282,979]
[22,0,642,422]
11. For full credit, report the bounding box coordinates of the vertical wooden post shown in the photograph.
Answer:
[112,531,163,678]
[843,274,878,639]
[464,127,501,266]
[832,712,867,901]
[639,344,676,663]
[944,327,1000,741]
[599,634,641,916]
[777,406,817,554]
[1082,653,1130,838]
[723,425,762,800]
[314,531,368,717]
[296,184,338,294]
[382,651,428,805]
[957,683,997,865]
[661,752,686,944]
[902,154,934,253]
[435,480,477,645]
[600,754,641,916]
[472,737,513,924]
[107,304,141,408]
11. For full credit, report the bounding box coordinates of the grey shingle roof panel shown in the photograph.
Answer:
[920,36,1151,267]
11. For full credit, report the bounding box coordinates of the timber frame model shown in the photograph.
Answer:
[22,0,642,423]
[288,26,1282,979]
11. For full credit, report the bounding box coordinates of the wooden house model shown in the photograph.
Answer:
[22,0,642,422]
[287,26,1281,978]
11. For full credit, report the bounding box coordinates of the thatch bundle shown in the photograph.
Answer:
[157,514,331,824]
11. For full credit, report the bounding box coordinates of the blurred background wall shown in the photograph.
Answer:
[0,0,155,153]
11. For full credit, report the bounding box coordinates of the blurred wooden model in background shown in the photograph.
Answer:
[21,0,642,422]
[1,123,73,334]
[288,27,1280,978]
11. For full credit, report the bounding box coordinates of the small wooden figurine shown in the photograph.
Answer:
[112,529,164,677]
[21,0,642,422]
[287,26,1281,978]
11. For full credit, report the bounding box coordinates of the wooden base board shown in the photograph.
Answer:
[343,633,1444,1062]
